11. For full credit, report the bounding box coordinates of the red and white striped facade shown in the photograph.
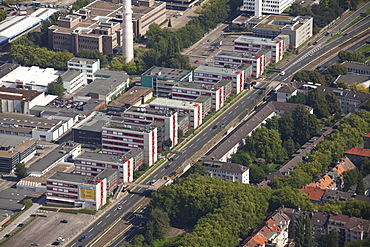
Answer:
[122,107,178,148]
[102,122,158,166]
[193,65,245,94]
[233,36,284,63]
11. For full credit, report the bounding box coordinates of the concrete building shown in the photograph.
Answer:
[0,135,36,174]
[74,152,134,183]
[253,15,313,48]
[233,35,286,63]
[46,171,107,210]
[0,88,46,114]
[28,142,81,177]
[48,0,166,55]
[243,0,294,15]
[141,66,193,96]
[74,70,129,103]
[172,80,232,111]
[214,50,265,78]
[343,61,370,75]
[0,112,70,142]
[123,106,178,148]
[203,160,249,184]
[149,97,203,129]
[1,66,63,93]
[60,70,87,93]
[327,214,370,243]
[102,122,158,166]
[67,57,100,81]
[193,65,246,94]
[109,86,154,109]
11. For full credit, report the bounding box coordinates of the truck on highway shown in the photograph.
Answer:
[279,71,285,76]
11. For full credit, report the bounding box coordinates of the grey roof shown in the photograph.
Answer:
[174,81,219,91]
[75,70,129,97]
[105,121,156,133]
[322,189,370,204]
[49,171,97,184]
[0,188,36,211]
[76,151,126,164]
[342,61,370,70]
[336,74,370,85]
[277,82,298,94]
[61,70,83,81]
[126,106,174,117]
[0,63,20,79]
[31,105,89,117]
[97,168,118,180]
[0,134,32,147]
[142,66,192,81]
[215,50,259,59]
[195,65,239,75]
[68,57,98,65]
[272,101,312,113]
[28,142,79,174]
[74,112,112,132]
[194,95,212,104]
[109,86,154,107]
[203,160,248,174]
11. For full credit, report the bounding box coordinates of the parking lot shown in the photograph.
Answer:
[2,211,94,247]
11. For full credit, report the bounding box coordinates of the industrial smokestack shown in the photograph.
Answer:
[122,0,134,63]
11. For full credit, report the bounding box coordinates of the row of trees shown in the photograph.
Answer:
[338,50,367,63]
[289,0,360,34]
[271,110,370,189]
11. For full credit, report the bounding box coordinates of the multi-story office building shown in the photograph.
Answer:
[233,35,285,63]
[253,15,313,48]
[214,50,265,78]
[123,106,178,148]
[149,97,203,129]
[0,135,36,174]
[67,57,100,81]
[102,122,158,166]
[60,70,87,93]
[48,0,166,55]
[46,171,108,210]
[193,66,246,94]
[172,80,232,111]
[74,152,135,183]
[243,0,294,16]
[141,66,193,97]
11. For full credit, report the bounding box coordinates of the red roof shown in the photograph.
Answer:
[266,219,280,233]
[300,187,325,201]
[344,147,370,157]
[364,132,370,138]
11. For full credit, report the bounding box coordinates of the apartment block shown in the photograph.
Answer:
[172,80,232,111]
[74,152,135,183]
[67,57,100,81]
[234,35,285,63]
[194,65,246,94]
[102,122,158,166]
[214,50,265,78]
[123,106,178,148]
[203,160,249,184]
[149,97,203,129]
[61,70,87,93]
[46,172,107,210]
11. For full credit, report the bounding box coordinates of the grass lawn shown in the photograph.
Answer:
[152,235,184,247]
[342,16,363,31]
[357,44,370,54]
[326,33,342,44]
[364,8,370,15]
[269,163,281,172]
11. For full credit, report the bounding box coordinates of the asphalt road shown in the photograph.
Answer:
[66,82,269,247]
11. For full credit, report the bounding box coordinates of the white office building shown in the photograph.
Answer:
[243,0,295,16]
[67,57,100,81]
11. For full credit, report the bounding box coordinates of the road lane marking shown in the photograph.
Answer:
[127,201,131,206]
[153,173,158,178]
[247,95,251,99]
[114,212,118,216]
[235,105,239,109]
[97,220,102,225]
[71,243,76,247]
[89,228,94,232]
[130,194,134,197]
[102,223,106,227]
[106,214,111,218]
[122,200,127,204]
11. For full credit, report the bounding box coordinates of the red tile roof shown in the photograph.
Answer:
[300,187,325,201]
[345,147,370,157]
[266,219,280,233]
[364,132,370,138]
[307,175,335,190]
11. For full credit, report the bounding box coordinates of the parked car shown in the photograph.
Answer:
[194,60,199,63]
[31,243,40,246]
[212,125,218,129]
[60,220,68,223]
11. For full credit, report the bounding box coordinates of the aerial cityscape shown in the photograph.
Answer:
[0,0,369,246]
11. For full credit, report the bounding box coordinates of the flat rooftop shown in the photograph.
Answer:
[105,121,156,132]
[215,50,259,59]
[174,81,228,91]
[142,66,191,81]
[1,66,63,87]
[195,65,239,75]
[234,35,277,46]
[77,151,127,163]
[0,88,43,102]
[126,106,174,117]
[0,63,20,79]
[109,86,154,107]
[150,97,198,109]
[74,112,113,132]
[49,171,99,184]
[68,57,98,65]
[61,70,83,82]
[254,15,297,30]
[0,112,65,131]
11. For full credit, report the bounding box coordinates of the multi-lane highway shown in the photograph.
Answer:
[67,82,269,247]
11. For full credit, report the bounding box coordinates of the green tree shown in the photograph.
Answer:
[318,229,339,247]
[287,92,308,104]
[295,214,314,247]
[47,82,64,96]
[265,116,279,130]
[187,162,208,176]
[325,63,348,77]
[355,175,365,196]
[0,10,7,22]
[307,88,330,118]
[343,169,358,192]
[168,18,172,27]
[230,151,252,167]
[338,50,365,63]
[325,92,341,115]
[56,75,63,85]
[15,163,28,178]
[278,112,295,141]
[22,199,33,209]
[148,208,171,240]
[292,106,319,145]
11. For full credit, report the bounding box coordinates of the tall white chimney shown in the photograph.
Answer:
[255,0,262,17]
[122,0,134,63]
